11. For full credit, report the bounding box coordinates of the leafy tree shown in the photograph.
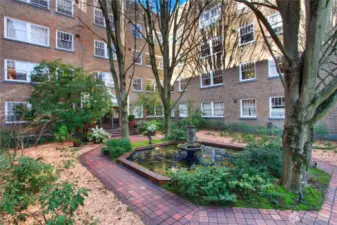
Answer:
[29,60,112,135]
[236,0,337,191]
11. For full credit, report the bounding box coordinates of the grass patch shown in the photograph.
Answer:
[131,139,167,148]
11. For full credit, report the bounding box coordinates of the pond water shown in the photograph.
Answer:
[127,144,238,177]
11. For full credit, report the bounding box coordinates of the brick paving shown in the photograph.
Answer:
[80,145,337,225]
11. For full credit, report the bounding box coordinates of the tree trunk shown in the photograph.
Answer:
[120,100,129,139]
[280,117,313,192]
[164,105,172,139]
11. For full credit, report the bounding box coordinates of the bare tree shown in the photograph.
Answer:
[236,0,337,192]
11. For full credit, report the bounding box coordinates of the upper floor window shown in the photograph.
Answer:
[240,99,256,118]
[5,102,31,123]
[200,70,223,88]
[240,61,256,81]
[201,101,224,117]
[132,106,144,118]
[4,59,38,83]
[178,79,188,92]
[18,0,49,9]
[5,17,49,47]
[179,104,188,117]
[268,13,283,35]
[200,37,222,58]
[268,55,284,77]
[56,31,74,51]
[94,40,116,59]
[94,9,115,29]
[153,31,163,45]
[56,0,73,16]
[132,77,143,91]
[145,79,155,92]
[95,72,114,87]
[199,5,221,29]
[269,96,285,119]
[132,50,143,65]
[132,24,142,39]
[239,23,254,46]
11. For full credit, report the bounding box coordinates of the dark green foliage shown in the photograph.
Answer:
[54,125,71,142]
[0,156,57,215]
[128,115,135,121]
[168,122,187,141]
[102,139,132,160]
[235,141,283,178]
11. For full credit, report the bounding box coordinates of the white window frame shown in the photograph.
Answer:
[199,5,221,29]
[178,78,188,92]
[132,50,143,65]
[56,30,74,52]
[5,101,31,123]
[179,103,188,118]
[269,96,285,119]
[267,13,283,35]
[200,37,222,59]
[238,23,255,46]
[95,72,114,87]
[201,101,224,118]
[239,61,256,82]
[146,106,164,118]
[240,99,257,118]
[132,77,143,92]
[94,40,116,60]
[4,59,38,83]
[145,79,155,92]
[18,0,50,9]
[268,55,284,78]
[200,70,223,88]
[133,105,144,119]
[94,8,114,29]
[4,17,50,47]
[56,0,74,17]
[132,24,142,39]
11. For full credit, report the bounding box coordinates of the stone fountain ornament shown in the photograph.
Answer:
[178,125,202,159]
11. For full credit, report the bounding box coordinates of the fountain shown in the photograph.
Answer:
[178,125,202,159]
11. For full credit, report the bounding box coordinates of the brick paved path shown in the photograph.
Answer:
[80,147,337,225]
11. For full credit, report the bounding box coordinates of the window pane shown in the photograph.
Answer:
[57,0,73,16]
[202,102,212,116]
[6,18,27,42]
[6,60,29,81]
[212,37,222,54]
[200,42,210,57]
[133,78,142,91]
[133,51,142,64]
[94,9,105,26]
[132,24,142,38]
[145,79,154,92]
[213,70,223,84]
[30,0,49,8]
[179,104,188,117]
[240,62,255,80]
[268,13,283,34]
[31,24,48,45]
[214,102,224,117]
[95,41,105,57]
[270,97,285,118]
[6,102,29,122]
[241,99,256,117]
[202,73,211,86]
[57,31,73,50]
[239,24,254,45]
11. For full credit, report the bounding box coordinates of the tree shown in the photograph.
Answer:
[236,0,337,191]
[129,0,213,138]
[29,60,112,136]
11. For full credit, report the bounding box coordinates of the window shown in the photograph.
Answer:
[132,78,143,91]
[156,56,163,69]
[268,13,283,35]
[171,108,176,117]
[201,101,224,117]
[133,50,142,65]
[240,62,256,81]
[199,5,221,29]
[146,106,163,118]
[268,55,284,77]
[5,102,31,123]
[200,37,222,58]
[56,0,73,16]
[270,97,285,119]
[80,92,90,108]
[80,0,87,12]
[95,72,114,87]
[56,31,74,51]
[132,24,142,39]
[153,32,163,44]
[179,104,188,117]
[19,0,49,9]
[4,60,38,83]
[133,106,143,118]
[94,8,105,26]
[5,17,49,47]
[145,79,155,92]
[94,40,116,59]
[240,99,256,118]
[239,23,254,46]
[200,70,223,87]
[144,54,151,67]
[178,79,188,92]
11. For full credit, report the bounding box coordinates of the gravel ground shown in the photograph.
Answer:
[21,142,144,225]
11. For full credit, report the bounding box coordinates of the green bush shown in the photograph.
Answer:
[54,125,70,142]
[168,122,187,141]
[0,156,57,215]
[102,139,132,160]
[235,141,283,178]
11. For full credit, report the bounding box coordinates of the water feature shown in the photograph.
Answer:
[127,144,237,177]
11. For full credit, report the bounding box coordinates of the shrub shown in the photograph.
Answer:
[128,114,135,121]
[230,174,273,197]
[168,122,187,141]
[88,126,111,143]
[54,125,70,142]
[102,139,132,160]
[235,141,283,178]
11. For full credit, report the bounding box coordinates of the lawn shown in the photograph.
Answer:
[131,139,167,148]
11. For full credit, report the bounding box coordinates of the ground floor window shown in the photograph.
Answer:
[146,106,163,118]
[132,77,143,91]
[132,106,143,118]
[179,104,188,117]
[270,96,285,119]
[201,101,224,117]
[240,99,256,118]
[5,101,31,123]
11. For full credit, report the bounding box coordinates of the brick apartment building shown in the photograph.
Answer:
[1,0,337,133]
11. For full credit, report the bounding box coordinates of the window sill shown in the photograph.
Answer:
[202,116,224,118]
[4,38,50,48]
[55,11,74,18]
[268,117,284,120]
[56,48,75,53]
[94,55,108,60]
[240,117,257,120]
[94,23,106,28]
[268,75,283,80]
[200,84,224,89]
[239,78,257,84]
[3,80,31,84]
[15,0,50,11]
[239,40,256,47]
